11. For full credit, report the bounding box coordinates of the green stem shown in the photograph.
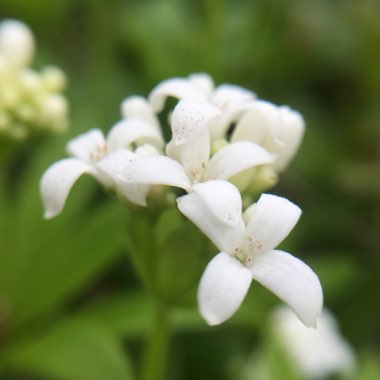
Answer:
[141,301,171,380]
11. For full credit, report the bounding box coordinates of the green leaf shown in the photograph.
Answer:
[10,199,126,328]
[78,291,154,339]
[1,318,134,380]
[0,140,127,329]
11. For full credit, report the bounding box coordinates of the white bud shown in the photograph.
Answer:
[41,66,66,92]
[40,94,68,131]
[0,19,35,68]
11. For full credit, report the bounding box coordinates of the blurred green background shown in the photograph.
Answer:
[0,0,380,379]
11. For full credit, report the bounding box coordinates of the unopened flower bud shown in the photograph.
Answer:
[0,19,34,68]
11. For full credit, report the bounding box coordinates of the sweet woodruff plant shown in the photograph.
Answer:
[40,73,323,330]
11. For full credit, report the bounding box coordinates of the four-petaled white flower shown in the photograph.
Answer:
[177,180,323,327]
[40,97,164,219]
[118,100,274,193]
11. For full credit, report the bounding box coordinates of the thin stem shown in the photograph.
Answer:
[141,301,171,380]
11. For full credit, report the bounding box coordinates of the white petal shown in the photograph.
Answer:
[149,77,207,112]
[171,100,220,145]
[66,129,106,163]
[117,181,150,207]
[192,180,243,227]
[120,95,160,130]
[272,106,305,172]
[188,73,214,97]
[250,250,323,327]
[121,156,192,191]
[39,158,96,219]
[106,119,163,152]
[176,127,210,180]
[205,141,274,181]
[244,194,301,255]
[0,19,34,67]
[96,149,136,183]
[165,139,181,161]
[96,149,149,206]
[272,307,356,378]
[209,101,256,140]
[135,143,161,157]
[198,252,252,325]
[177,191,244,254]
[211,84,256,110]
[231,100,282,149]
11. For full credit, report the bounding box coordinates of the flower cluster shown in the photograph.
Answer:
[0,19,68,141]
[40,73,322,327]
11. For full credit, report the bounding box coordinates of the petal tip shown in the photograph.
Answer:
[43,209,58,220]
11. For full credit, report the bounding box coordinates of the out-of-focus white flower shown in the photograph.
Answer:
[0,19,68,140]
[0,19,34,68]
[119,100,274,192]
[40,97,164,219]
[177,180,323,327]
[272,306,356,379]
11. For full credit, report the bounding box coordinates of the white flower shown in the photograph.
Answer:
[40,97,164,218]
[0,19,34,68]
[119,100,274,192]
[229,100,305,172]
[148,73,256,113]
[272,306,356,379]
[176,180,323,327]
[149,73,304,172]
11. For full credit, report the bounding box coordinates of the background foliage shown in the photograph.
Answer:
[0,0,379,379]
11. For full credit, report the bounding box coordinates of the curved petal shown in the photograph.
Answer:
[96,149,150,206]
[120,95,160,130]
[177,191,244,254]
[96,149,136,184]
[192,180,243,227]
[121,156,192,191]
[205,141,274,181]
[117,181,150,207]
[231,100,282,149]
[148,77,207,112]
[211,84,256,110]
[198,252,252,325]
[39,158,96,219]
[66,129,106,163]
[250,250,323,327]
[209,101,256,140]
[134,143,161,157]
[171,100,220,145]
[188,73,214,97]
[176,127,210,180]
[272,106,305,172]
[165,139,181,161]
[106,119,163,152]
[244,194,301,255]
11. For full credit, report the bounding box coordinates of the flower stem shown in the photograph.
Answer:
[141,301,170,380]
